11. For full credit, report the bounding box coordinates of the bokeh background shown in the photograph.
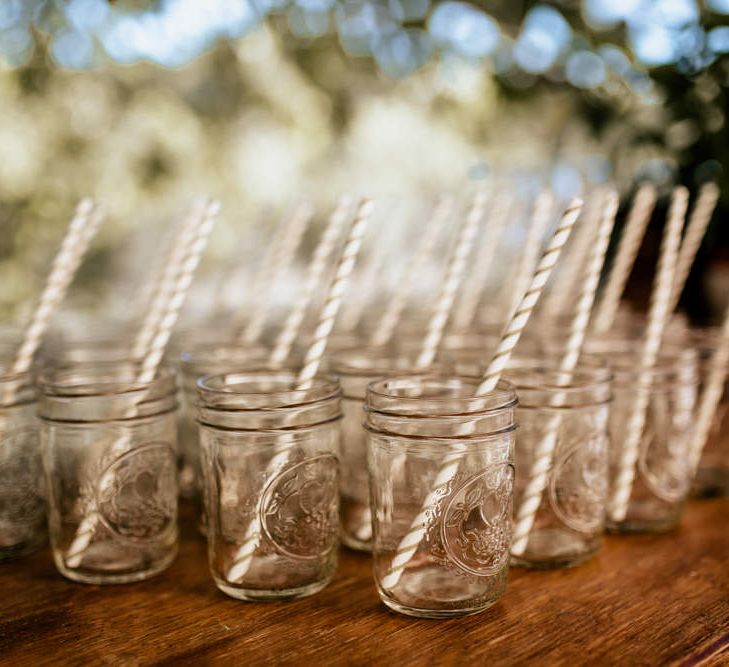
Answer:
[0,0,727,328]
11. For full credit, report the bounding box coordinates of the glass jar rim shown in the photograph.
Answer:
[181,343,274,370]
[586,339,696,368]
[330,345,446,377]
[197,370,341,410]
[504,358,612,390]
[366,374,517,416]
[0,366,36,407]
[38,361,176,398]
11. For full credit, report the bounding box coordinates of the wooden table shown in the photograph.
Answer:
[1,498,728,666]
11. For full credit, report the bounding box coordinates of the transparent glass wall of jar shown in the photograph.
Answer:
[366,375,516,618]
[505,361,612,569]
[39,362,179,583]
[178,341,273,500]
[197,371,342,601]
[330,346,450,552]
[682,328,729,498]
[0,363,45,560]
[600,345,699,533]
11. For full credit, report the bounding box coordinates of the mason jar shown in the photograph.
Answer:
[197,371,342,601]
[366,375,517,618]
[681,328,729,498]
[330,346,449,552]
[39,362,179,584]
[504,361,612,568]
[178,342,274,500]
[0,365,45,560]
[601,346,699,533]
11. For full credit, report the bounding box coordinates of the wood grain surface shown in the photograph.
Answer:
[1,498,727,666]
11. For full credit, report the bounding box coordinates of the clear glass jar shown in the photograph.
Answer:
[197,371,342,601]
[178,342,274,500]
[39,362,179,584]
[366,375,517,618]
[330,347,449,552]
[601,346,699,533]
[0,365,45,560]
[504,361,612,568]
[681,328,729,498]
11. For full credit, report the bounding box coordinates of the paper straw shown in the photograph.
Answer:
[336,229,388,335]
[381,199,582,591]
[12,199,103,375]
[239,201,313,344]
[295,199,373,388]
[591,184,657,334]
[501,191,555,321]
[65,200,219,568]
[225,199,372,584]
[666,182,720,316]
[476,199,583,395]
[414,191,488,369]
[451,192,509,332]
[608,186,689,522]
[269,196,353,366]
[369,197,453,347]
[136,200,220,383]
[131,200,207,359]
[510,190,618,556]
[689,300,729,472]
[541,193,601,323]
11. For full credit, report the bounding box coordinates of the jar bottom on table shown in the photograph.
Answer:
[0,533,46,561]
[340,496,372,552]
[376,564,508,619]
[216,577,334,602]
[510,529,601,570]
[692,467,729,499]
[607,499,685,534]
[214,552,338,601]
[54,538,179,584]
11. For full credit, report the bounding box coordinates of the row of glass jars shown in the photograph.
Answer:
[0,326,726,620]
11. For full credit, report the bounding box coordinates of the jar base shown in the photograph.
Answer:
[375,565,506,619]
[54,543,178,584]
[379,593,499,619]
[606,517,680,534]
[0,534,46,561]
[691,467,729,499]
[340,532,372,553]
[510,529,601,570]
[215,576,333,601]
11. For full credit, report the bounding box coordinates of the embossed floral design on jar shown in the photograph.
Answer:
[39,362,179,584]
[366,374,516,618]
[197,371,342,601]
[505,360,612,569]
[0,366,45,560]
